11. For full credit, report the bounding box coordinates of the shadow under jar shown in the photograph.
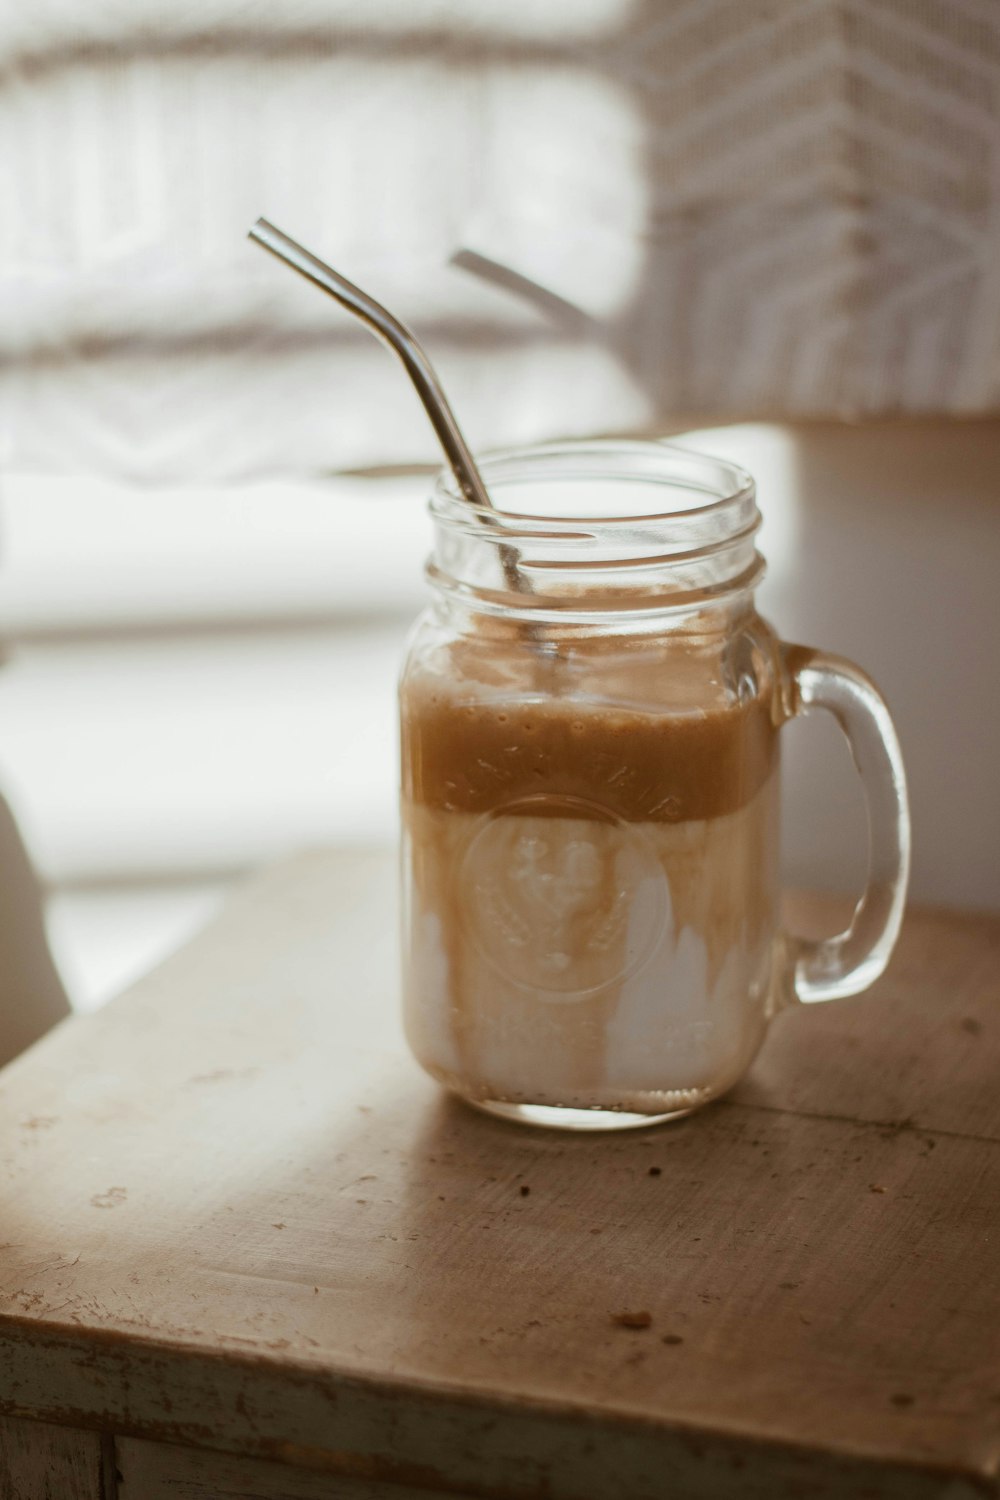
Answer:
[400,441,909,1130]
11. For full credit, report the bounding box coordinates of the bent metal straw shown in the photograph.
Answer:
[248,218,524,594]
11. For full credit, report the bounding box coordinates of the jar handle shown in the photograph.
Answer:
[779,646,910,1004]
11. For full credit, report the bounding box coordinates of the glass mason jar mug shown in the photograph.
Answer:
[399,441,910,1130]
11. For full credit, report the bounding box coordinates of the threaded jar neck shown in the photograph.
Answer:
[428,440,764,626]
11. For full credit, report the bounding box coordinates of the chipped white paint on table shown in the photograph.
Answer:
[1,852,999,1499]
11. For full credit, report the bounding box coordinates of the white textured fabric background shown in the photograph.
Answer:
[4,0,1000,479]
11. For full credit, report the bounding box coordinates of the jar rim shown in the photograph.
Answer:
[431,438,755,533]
[427,438,764,620]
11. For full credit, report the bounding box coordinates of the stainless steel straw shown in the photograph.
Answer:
[248,218,496,514]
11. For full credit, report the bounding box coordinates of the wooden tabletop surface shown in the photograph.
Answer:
[1,853,998,1500]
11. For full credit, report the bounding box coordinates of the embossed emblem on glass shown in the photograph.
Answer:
[459,797,668,997]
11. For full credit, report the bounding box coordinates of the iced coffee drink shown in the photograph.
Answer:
[246,232,908,1128]
[401,627,780,1121]
[400,439,910,1127]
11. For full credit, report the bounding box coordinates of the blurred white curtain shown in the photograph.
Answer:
[4,1,1000,481]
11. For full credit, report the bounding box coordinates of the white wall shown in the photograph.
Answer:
[772,422,998,912]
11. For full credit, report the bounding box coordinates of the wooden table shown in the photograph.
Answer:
[1,854,998,1500]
